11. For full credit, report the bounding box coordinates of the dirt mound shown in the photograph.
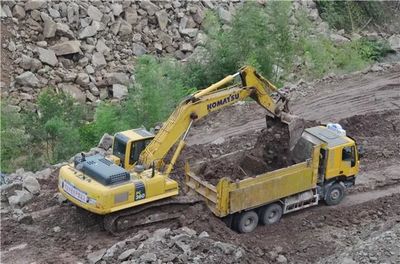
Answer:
[340,110,399,138]
[339,110,400,163]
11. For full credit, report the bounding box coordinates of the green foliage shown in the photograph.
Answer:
[297,36,369,77]
[26,89,88,164]
[126,56,192,127]
[189,2,294,86]
[316,1,388,32]
[1,90,89,172]
[355,39,393,61]
[1,102,30,172]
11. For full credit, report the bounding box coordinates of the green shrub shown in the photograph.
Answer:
[1,102,31,172]
[188,2,294,86]
[316,1,388,32]
[1,90,90,172]
[355,39,393,61]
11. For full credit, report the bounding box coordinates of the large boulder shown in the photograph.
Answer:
[105,72,129,85]
[96,39,110,54]
[92,52,107,68]
[139,0,159,16]
[37,47,58,66]
[56,23,75,39]
[50,41,81,56]
[87,248,106,264]
[79,25,98,39]
[156,10,168,31]
[15,72,40,87]
[132,43,147,56]
[25,0,47,11]
[98,133,114,150]
[119,20,132,35]
[8,190,33,208]
[388,35,400,51]
[218,7,232,24]
[111,4,123,16]
[34,168,52,180]
[112,84,128,99]
[87,5,103,22]
[43,19,57,38]
[1,183,23,202]
[75,73,90,86]
[19,55,42,71]
[22,176,41,195]
[12,5,26,19]
[330,33,350,44]
[59,83,86,103]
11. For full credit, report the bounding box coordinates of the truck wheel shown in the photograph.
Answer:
[236,211,259,233]
[325,183,345,206]
[259,203,283,225]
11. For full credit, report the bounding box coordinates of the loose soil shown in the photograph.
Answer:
[0,20,13,88]
[191,117,296,185]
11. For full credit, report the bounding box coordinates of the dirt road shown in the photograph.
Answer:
[187,65,400,145]
[1,65,400,263]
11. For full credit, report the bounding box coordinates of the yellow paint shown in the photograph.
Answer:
[58,164,178,215]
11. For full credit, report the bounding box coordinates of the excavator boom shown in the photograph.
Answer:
[139,66,302,170]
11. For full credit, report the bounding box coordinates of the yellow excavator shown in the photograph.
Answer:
[58,66,301,232]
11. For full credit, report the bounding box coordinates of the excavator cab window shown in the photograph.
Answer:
[113,136,127,162]
[129,139,152,165]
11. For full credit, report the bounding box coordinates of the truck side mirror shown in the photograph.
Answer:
[357,145,365,159]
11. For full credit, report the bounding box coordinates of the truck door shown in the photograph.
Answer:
[340,146,357,176]
[318,148,327,183]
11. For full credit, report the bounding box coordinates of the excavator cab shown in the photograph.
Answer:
[109,128,155,171]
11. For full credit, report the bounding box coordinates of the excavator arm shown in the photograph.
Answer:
[139,66,299,172]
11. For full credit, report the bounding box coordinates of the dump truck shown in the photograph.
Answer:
[185,124,360,233]
[58,66,302,232]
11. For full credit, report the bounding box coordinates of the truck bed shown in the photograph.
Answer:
[185,160,318,217]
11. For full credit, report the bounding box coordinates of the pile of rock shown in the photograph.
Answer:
[87,227,246,264]
[0,0,239,109]
[0,167,55,223]
[318,223,400,264]
[0,167,53,208]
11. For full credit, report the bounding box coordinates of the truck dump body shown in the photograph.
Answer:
[185,151,319,217]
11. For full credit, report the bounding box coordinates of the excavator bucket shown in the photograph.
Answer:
[280,112,306,150]
[266,112,305,150]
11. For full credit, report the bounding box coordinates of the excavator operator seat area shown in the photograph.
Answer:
[113,129,155,168]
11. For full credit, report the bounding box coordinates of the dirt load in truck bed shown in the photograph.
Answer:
[189,118,310,185]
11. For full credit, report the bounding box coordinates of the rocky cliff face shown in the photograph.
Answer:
[2,0,398,111]
[0,0,242,109]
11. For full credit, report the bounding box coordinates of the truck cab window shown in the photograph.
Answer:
[342,146,355,167]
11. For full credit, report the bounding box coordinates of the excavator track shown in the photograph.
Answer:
[103,195,202,234]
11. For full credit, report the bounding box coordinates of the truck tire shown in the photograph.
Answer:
[236,211,259,233]
[259,203,283,225]
[325,182,345,206]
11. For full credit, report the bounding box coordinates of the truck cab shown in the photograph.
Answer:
[302,126,359,183]
[297,125,360,206]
